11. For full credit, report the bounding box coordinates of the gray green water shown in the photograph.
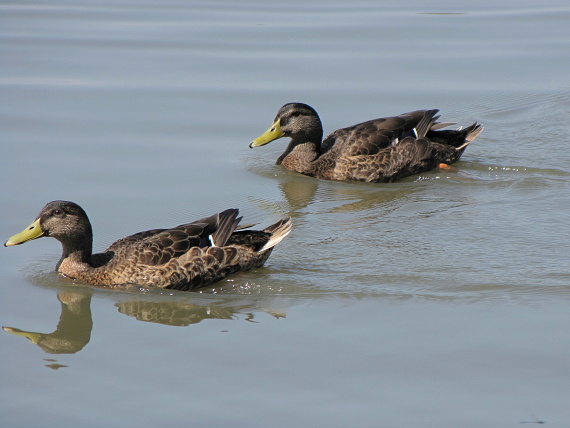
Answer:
[1,1,569,427]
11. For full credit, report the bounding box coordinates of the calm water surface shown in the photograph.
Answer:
[1,1,569,427]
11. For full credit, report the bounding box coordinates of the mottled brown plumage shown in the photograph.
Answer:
[4,201,292,291]
[249,103,483,182]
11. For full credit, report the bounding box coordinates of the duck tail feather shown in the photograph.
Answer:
[455,123,484,151]
[259,218,293,252]
[464,123,484,143]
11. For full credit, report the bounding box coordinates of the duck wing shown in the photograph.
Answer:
[105,209,242,267]
[320,109,439,157]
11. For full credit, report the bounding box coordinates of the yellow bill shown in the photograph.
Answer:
[249,119,284,148]
[4,218,44,247]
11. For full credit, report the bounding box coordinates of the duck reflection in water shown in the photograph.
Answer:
[3,288,289,356]
[3,290,93,355]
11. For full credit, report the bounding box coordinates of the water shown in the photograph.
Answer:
[1,1,569,427]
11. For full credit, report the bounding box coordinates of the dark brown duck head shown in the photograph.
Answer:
[249,103,325,164]
[5,200,94,266]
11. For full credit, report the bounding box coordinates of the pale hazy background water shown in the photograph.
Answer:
[1,1,569,427]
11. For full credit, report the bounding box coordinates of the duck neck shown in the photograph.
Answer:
[56,232,94,273]
[277,139,320,175]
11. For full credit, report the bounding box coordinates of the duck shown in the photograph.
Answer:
[249,103,483,183]
[4,201,292,291]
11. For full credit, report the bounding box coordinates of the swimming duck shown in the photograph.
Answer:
[249,103,483,182]
[4,201,292,291]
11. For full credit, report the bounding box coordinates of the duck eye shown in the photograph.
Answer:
[53,209,62,216]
